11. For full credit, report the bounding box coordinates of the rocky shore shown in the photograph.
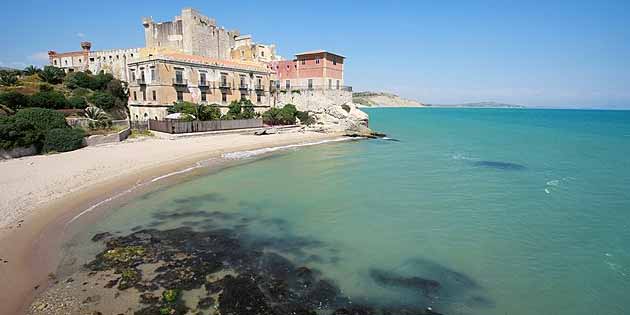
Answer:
[28,224,446,315]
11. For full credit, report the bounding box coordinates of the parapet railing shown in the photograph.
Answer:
[276,85,352,92]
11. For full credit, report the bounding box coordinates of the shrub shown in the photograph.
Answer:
[92,72,114,90]
[296,110,315,125]
[226,100,242,117]
[196,104,221,121]
[0,91,30,111]
[0,116,41,150]
[72,87,92,97]
[39,83,54,92]
[0,71,19,86]
[43,128,85,153]
[14,107,68,131]
[64,71,94,90]
[68,96,88,109]
[262,104,301,125]
[38,66,66,84]
[88,91,115,110]
[28,90,68,109]
[168,101,197,115]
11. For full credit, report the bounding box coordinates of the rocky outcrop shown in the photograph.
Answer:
[305,102,371,135]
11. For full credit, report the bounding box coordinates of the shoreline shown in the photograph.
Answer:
[0,130,346,315]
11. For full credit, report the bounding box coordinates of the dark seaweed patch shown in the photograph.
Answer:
[369,269,440,298]
[86,227,440,315]
[473,160,526,170]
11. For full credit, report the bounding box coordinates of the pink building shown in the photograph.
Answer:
[271,50,348,91]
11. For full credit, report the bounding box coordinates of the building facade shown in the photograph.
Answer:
[272,51,346,91]
[127,52,274,120]
[48,42,140,80]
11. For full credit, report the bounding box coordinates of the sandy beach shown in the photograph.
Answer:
[0,130,343,315]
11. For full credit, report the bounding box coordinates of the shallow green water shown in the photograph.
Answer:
[65,108,630,314]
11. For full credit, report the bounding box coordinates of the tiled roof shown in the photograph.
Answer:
[160,52,270,72]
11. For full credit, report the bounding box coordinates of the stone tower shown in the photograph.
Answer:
[142,8,239,59]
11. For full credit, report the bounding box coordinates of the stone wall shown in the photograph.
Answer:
[275,89,352,112]
[85,127,132,146]
[0,145,38,160]
[88,48,140,80]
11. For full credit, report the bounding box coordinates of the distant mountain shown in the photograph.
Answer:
[353,91,425,107]
[425,101,525,108]
[0,66,19,71]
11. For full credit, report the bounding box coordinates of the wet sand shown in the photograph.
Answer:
[0,130,343,315]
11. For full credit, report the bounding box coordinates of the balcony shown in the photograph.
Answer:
[239,83,249,90]
[137,78,146,85]
[254,84,265,91]
[218,81,231,89]
[172,78,188,86]
[198,80,212,88]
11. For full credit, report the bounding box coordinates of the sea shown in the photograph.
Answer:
[60,108,630,315]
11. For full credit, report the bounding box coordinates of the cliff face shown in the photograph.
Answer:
[352,92,425,108]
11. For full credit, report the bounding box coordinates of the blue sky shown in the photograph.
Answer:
[1,0,629,108]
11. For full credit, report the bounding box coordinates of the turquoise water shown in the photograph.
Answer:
[65,108,630,314]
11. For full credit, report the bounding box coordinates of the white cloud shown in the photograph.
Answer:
[77,32,85,38]
[28,51,48,62]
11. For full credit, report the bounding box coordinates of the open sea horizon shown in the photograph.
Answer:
[62,107,630,315]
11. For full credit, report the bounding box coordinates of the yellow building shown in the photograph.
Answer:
[127,52,275,121]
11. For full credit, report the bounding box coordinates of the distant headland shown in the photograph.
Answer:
[353,91,524,108]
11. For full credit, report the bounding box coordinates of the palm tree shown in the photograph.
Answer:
[0,71,18,86]
[83,106,109,120]
[23,65,41,76]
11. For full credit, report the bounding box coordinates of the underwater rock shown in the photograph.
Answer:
[219,275,274,315]
[369,269,440,297]
[91,232,112,242]
[473,160,526,170]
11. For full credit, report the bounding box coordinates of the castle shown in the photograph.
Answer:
[48,8,351,120]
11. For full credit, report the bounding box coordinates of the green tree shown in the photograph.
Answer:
[23,65,41,76]
[226,100,242,117]
[68,95,88,109]
[28,90,68,109]
[38,66,66,84]
[0,116,40,150]
[88,91,115,110]
[0,91,30,111]
[0,71,19,86]
[91,72,114,90]
[43,128,85,153]
[196,104,221,121]
[64,71,94,90]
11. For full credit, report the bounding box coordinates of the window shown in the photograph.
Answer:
[239,75,246,88]
[79,59,82,63]
[131,71,136,81]
[89,58,94,62]
[220,74,228,86]
[285,80,290,89]
[308,79,313,89]
[240,93,247,101]
[140,69,145,82]
[142,90,146,101]
[200,72,207,86]
[201,91,207,102]
[315,59,320,64]
[329,79,332,89]
[241,50,244,57]
[301,60,305,65]
[336,80,340,89]
[133,91,137,100]
[130,53,134,58]
[54,60,57,65]
[65,60,68,65]
[177,91,183,101]
[222,92,227,103]
[175,69,184,84]
[261,51,265,57]
[256,94,261,103]
[333,59,337,65]
[150,67,156,82]
[152,90,156,101]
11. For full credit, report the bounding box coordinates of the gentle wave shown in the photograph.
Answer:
[222,137,355,160]
[450,153,479,161]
